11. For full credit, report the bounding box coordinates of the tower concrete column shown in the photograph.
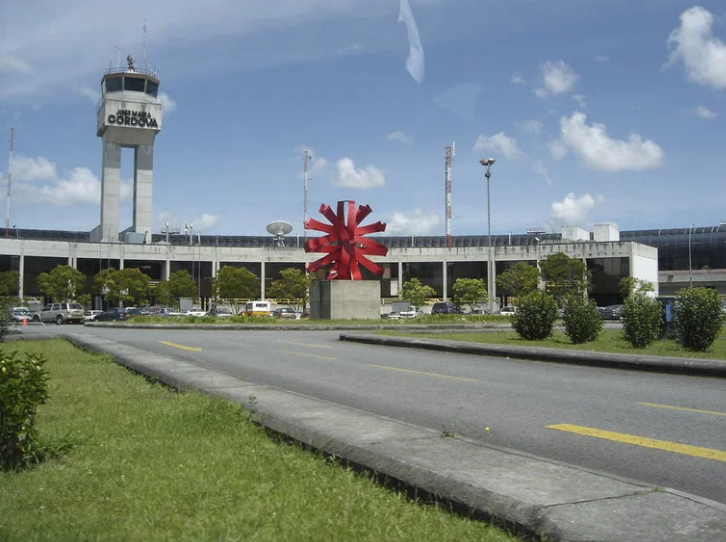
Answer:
[100,140,121,242]
[133,145,154,243]
[398,261,403,297]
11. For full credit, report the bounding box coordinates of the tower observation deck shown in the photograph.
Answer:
[90,54,163,244]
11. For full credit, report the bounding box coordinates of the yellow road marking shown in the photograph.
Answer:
[547,424,726,463]
[368,364,477,383]
[638,402,726,418]
[159,341,202,352]
[279,349,337,361]
[276,340,332,349]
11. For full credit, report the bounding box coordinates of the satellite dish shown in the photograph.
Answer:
[266,221,293,247]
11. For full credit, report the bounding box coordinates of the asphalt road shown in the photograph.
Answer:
[24,325,726,504]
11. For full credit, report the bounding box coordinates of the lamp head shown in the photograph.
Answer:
[479,158,496,167]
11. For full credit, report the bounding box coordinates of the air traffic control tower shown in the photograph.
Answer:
[90,55,162,244]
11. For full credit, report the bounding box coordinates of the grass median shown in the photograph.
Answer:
[0,340,517,542]
[378,328,726,360]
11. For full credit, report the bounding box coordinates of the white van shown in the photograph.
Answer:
[244,301,271,317]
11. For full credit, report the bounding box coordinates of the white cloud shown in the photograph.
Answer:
[473,132,523,159]
[158,92,176,114]
[531,161,552,186]
[398,0,425,84]
[79,86,100,103]
[521,119,542,134]
[12,156,58,182]
[694,105,718,119]
[0,54,33,74]
[549,139,568,161]
[551,193,597,224]
[573,94,587,109]
[18,166,132,207]
[594,55,610,62]
[535,60,579,97]
[387,209,440,235]
[191,213,220,232]
[387,131,414,145]
[511,71,526,85]
[668,6,726,90]
[557,112,664,171]
[335,157,385,189]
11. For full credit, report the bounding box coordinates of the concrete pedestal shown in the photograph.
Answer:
[310,280,380,320]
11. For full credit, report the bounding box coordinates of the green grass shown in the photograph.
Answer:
[128,314,512,326]
[379,328,726,360]
[0,340,517,542]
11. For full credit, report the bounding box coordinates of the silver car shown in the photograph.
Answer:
[33,302,85,324]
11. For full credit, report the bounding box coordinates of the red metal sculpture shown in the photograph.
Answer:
[304,200,388,280]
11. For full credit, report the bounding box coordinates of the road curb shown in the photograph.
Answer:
[84,322,513,331]
[339,334,726,378]
[58,332,726,542]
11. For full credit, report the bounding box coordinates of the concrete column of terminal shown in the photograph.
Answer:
[260,261,266,299]
[163,258,171,281]
[397,261,403,296]
[18,252,24,300]
[100,140,122,243]
[442,261,448,301]
[133,145,154,243]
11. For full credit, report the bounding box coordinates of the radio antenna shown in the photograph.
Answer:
[143,20,148,72]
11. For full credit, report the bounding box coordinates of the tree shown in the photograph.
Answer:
[167,270,198,300]
[214,266,260,314]
[0,271,19,297]
[94,268,151,307]
[451,278,487,312]
[620,277,654,300]
[400,278,436,308]
[37,265,87,302]
[267,268,311,310]
[152,280,175,306]
[496,262,540,302]
[540,253,588,299]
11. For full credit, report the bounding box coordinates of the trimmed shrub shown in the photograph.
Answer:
[511,290,559,340]
[0,299,14,343]
[562,296,603,344]
[0,351,50,471]
[622,294,663,348]
[674,287,725,351]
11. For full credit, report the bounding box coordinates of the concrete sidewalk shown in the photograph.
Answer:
[339,333,726,378]
[61,332,726,542]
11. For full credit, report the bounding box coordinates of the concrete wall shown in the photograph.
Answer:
[310,280,380,320]
[631,253,660,297]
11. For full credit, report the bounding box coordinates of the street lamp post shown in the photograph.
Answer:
[480,158,496,315]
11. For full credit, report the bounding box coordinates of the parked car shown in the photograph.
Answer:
[598,304,624,320]
[273,307,299,319]
[11,307,30,323]
[431,302,463,315]
[207,307,234,318]
[32,302,85,325]
[150,307,184,318]
[499,306,516,316]
[126,307,151,317]
[84,310,103,322]
[94,308,129,322]
[184,307,207,317]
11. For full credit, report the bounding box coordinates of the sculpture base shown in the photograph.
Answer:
[310,280,380,320]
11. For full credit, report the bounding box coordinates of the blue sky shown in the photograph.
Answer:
[1,0,725,237]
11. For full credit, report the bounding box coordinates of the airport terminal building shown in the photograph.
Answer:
[3,57,723,308]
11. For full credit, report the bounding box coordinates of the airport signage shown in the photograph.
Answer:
[107,109,159,129]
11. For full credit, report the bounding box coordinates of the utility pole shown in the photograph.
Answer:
[303,150,311,244]
[5,127,13,238]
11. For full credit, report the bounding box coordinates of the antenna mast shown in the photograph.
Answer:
[445,141,455,249]
[143,20,147,72]
[303,150,311,244]
[5,128,13,238]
